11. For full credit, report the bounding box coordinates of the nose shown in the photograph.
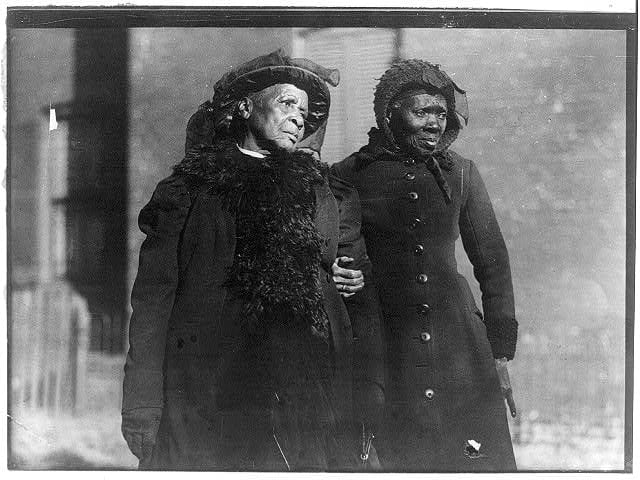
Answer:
[424,114,440,131]
[290,113,304,130]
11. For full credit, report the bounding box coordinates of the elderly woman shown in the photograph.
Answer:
[121,50,383,471]
[332,59,518,471]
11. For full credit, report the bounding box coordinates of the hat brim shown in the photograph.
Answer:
[217,65,331,139]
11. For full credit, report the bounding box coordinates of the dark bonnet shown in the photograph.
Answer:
[374,59,469,153]
[185,49,340,152]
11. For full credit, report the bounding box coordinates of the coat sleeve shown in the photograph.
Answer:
[330,174,385,431]
[122,175,192,413]
[459,160,518,360]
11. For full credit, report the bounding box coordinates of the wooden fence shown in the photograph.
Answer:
[10,281,91,415]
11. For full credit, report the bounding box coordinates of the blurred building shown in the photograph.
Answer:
[10,28,130,414]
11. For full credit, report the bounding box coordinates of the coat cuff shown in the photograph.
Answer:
[485,316,518,360]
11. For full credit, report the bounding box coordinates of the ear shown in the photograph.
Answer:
[237,97,253,120]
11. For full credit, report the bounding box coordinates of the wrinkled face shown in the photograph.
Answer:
[389,92,448,154]
[242,83,309,153]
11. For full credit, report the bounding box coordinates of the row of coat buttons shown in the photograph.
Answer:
[405,165,419,236]
[405,161,433,393]
[417,257,433,398]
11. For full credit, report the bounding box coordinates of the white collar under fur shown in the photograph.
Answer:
[237,143,266,159]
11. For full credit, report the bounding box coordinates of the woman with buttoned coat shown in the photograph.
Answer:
[332,59,518,471]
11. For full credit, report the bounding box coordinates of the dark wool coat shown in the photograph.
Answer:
[122,145,384,471]
[332,144,517,472]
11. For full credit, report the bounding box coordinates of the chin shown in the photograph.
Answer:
[273,143,298,154]
[259,139,298,154]
[401,143,431,157]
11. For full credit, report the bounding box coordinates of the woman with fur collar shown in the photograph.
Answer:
[121,50,384,471]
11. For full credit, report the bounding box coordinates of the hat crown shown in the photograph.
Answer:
[185,49,339,151]
[213,48,339,102]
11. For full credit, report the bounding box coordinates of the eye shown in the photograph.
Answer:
[414,110,426,117]
[438,112,447,120]
[281,97,297,107]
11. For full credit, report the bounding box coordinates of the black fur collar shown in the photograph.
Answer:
[174,140,330,339]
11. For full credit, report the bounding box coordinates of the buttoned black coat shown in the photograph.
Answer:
[332,146,517,471]
[122,147,384,470]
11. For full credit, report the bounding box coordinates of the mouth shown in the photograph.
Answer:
[284,131,299,143]
[415,136,440,149]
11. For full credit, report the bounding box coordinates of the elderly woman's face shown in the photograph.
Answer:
[389,92,448,153]
[243,83,309,153]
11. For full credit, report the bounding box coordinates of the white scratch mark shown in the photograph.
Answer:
[7,414,52,445]
[273,433,291,470]
[468,439,481,451]
[49,105,58,131]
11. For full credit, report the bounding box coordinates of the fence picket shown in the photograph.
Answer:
[11,282,90,415]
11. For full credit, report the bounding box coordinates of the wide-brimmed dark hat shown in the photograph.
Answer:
[185,49,339,151]
[374,59,468,152]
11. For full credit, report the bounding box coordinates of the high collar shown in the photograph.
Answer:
[361,128,455,204]
[362,127,455,171]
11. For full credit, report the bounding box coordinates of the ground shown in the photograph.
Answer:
[8,353,625,471]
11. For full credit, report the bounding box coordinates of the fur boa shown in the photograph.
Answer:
[174,140,330,338]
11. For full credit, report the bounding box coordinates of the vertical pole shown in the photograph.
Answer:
[72,28,130,353]
[392,28,403,63]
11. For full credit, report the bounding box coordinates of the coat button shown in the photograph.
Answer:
[408,218,422,231]
[418,303,431,314]
[404,158,415,166]
[407,192,419,201]
[420,332,431,342]
[425,388,435,400]
[405,172,416,181]
[414,244,424,255]
[416,273,428,284]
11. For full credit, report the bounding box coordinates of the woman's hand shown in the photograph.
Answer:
[332,256,364,298]
[121,407,162,462]
[495,357,517,417]
[296,147,321,161]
